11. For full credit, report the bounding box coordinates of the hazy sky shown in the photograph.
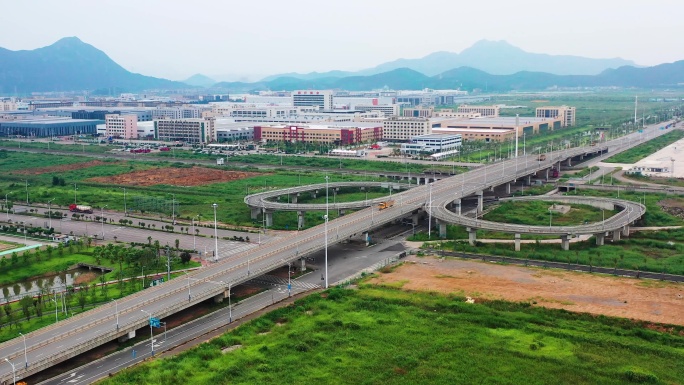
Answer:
[1,0,681,81]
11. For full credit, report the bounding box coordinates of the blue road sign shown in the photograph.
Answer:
[150,317,161,328]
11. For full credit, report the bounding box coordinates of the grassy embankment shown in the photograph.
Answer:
[100,284,684,385]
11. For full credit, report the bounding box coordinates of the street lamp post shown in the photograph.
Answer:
[4,358,15,385]
[121,187,127,217]
[171,193,176,224]
[73,183,77,205]
[184,271,191,302]
[282,260,292,297]
[192,215,199,252]
[19,332,27,368]
[140,310,154,356]
[212,203,218,262]
[47,198,55,230]
[100,205,108,239]
[24,180,29,206]
[5,193,10,220]
[549,207,553,228]
[113,299,119,330]
[324,175,329,289]
[428,183,433,239]
[228,283,232,323]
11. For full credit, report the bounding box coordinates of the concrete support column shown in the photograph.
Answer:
[545,168,550,180]
[621,225,630,237]
[467,227,477,246]
[438,220,447,239]
[338,209,345,216]
[505,183,511,195]
[300,257,306,271]
[265,210,273,227]
[612,229,621,241]
[525,175,532,185]
[310,191,317,199]
[297,211,306,229]
[454,198,462,215]
[477,190,484,213]
[560,235,570,251]
[514,233,521,251]
[290,193,298,204]
[412,212,420,226]
[595,233,605,246]
[250,207,260,220]
[365,232,370,246]
[566,158,572,167]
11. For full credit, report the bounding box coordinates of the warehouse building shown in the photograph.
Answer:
[0,118,101,137]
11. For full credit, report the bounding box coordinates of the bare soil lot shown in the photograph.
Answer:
[369,255,684,326]
[88,166,261,186]
[16,160,108,175]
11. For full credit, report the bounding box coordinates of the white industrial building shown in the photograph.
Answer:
[400,134,462,155]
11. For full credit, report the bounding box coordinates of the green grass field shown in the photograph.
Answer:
[604,129,684,164]
[483,200,617,226]
[100,284,684,385]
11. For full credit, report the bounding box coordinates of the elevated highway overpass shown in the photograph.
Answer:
[0,122,673,384]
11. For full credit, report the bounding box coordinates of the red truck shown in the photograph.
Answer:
[159,146,171,151]
[69,204,93,214]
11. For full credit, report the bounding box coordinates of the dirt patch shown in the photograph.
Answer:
[87,166,260,187]
[0,242,19,252]
[658,198,684,219]
[368,256,684,326]
[16,160,109,175]
[73,272,98,285]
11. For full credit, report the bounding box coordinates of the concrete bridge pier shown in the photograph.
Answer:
[545,168,550,181]
[621,225,630,237]
[289,193,299,204]
[297,211,306,229]
[525,175,532,185]
[453,198,462,215]
[467,227,477,246]
[412,212,420,226]
[595,233,605,246]
[514,233,521,251]
[338,209,345,216]
[477,191,484,213]
[250,207,260,220]
[438,220,447,239]
[505,183,511,195]
[265,210,274,227]
[118,330,135,343]
[311,190,318,199]
[612,229,621,241]
[300,257,306,271]
[566,158,572,167]
[561,235,570,250]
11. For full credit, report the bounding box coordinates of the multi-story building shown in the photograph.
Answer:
[292,90,334,110]
[402,107,435,118]
[536,106,576,127]
[382,117,431,141]
[210,104,318,119]
[456,105,500,117]
[401,134,462,155]
[152,105,211,120]
[105,114,138,139]
[154,118,216,144]
[354,104,399,116]
[254,123,382,145]
[0,100,17,111]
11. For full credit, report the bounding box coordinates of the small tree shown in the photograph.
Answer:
[19,295,33,320]
[180,252,191,265]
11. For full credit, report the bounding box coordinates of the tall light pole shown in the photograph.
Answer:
[24,180,29,205]
[324,175,329,289]
[47,198,55,230]
[282,260,292,297]
[5,192,11,221]
[212,203,218,262]
[228,283,232,323]
[113,299,119,330]
[192,214,199,252]
[171,193,176,224]
[184,271,191,302]
[73,183,77,205]
[140,310,154,356]
[5,358,16,385]
[19,332,27,368]
[120,187,127,217]
[100,205,108,239]
[428,183,433,239]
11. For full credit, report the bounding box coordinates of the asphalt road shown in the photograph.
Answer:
[34,237,406,385]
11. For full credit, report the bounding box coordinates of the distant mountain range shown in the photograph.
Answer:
[0,37,186,94]
[0,37,681,95]
[261,40,637,81]
[183,73,216,87]
[214,61,684,92]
